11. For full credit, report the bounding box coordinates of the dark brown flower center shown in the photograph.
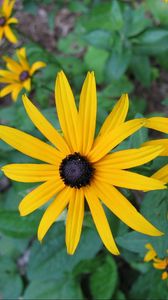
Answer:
[19,71,29,82]
[0,17,6,26]
[59,152,94,189]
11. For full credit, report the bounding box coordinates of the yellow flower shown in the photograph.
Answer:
[0,47,46,101]
[144,117,168,184]
[144,243,157,262]
[162,0,168,3]
[144,244,168,280]
[0,71,165,255]
[0,0,18,44]
[153,257,168,280]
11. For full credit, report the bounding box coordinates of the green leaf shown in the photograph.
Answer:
[84,46,109,83]
[116,231,148,254]
[130,269,168,300]
[126,7,151,37]
[145,0,168,26]
[106,48,131,80]
[141,190,168,258]
[0,256,23,299]
[0,210,42,238]
[27,223,101,281]
[83,30,113,49]
[90,255,118,299]
[134,28,168,54]
[130,55,152,86]
[24,277,83,300]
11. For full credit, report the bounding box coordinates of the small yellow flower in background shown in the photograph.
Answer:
[144,244,168,280]
[0,0,18,43]
[0,47,46,101]
[0,71,166,255]
[162,0,168,3]
[144,243,157,262]
[144,117,168,184]
[153,257,168,280]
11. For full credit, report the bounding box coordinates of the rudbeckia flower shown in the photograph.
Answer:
[0,71,165,255]
[144,243,157,262]
[0,47,46,101]
[0,0,18,44]
[144,117,168,184]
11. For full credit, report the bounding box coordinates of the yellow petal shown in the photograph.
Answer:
[11,84,21,101]
[144,244,157,262]
[23,78,31,91]
[153,260,167,270]
[143,139,168,156]
[79,72,97,155]
[3,56,22,73]
[19,179,64,216]
[145,117,168,134]
[152,164,168,184]
[55,71,80,152]
[2,163,59,182]
[7,17,18,24]
[0,28,4,40]
[95,145,164,170]
[4,25,17,44]
[16,48,30,70]
[3,0,15,18]
[0,70,18,80]
[30,61,46,76]
[95,169,166,190]
[66,189,84,255]
[84,186,119,255]
[22,95,70,155]
[93,180,163,236]
[0,125,63,164]
[99,94,129,136]
[162,271,168,280]
[88,119,145,162]
[38,187,72,241]
[0,84,15,98]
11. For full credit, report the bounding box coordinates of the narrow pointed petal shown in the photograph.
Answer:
[3,56,22,73]
[152,164,168,184]
[11,84,21,101]
[95,145,164,169]
[22,95,70,155]
[0,84,16,98]
[84,186,119,255]
[93,180,163,236]
[66,189,84,255]
[79,72,97,155]
[19,179,64,216]
[95,169,166,190]
[16,48,30,70]
[4,0,15,18]
[38,187,72,241]
[7,17,18,24]
[145,117,168,134]
[0,70,18,80]
[144,244,157,262]
[143,139,168,156]
[55,71,80,152]
[89,119,145,162]
[0,28,4,40]
[2,163,59,182]
[30,62,46,76]
[23,78,31,91]
[0,125,63,165]
[99,94,129,136]
[4,26,17,44]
